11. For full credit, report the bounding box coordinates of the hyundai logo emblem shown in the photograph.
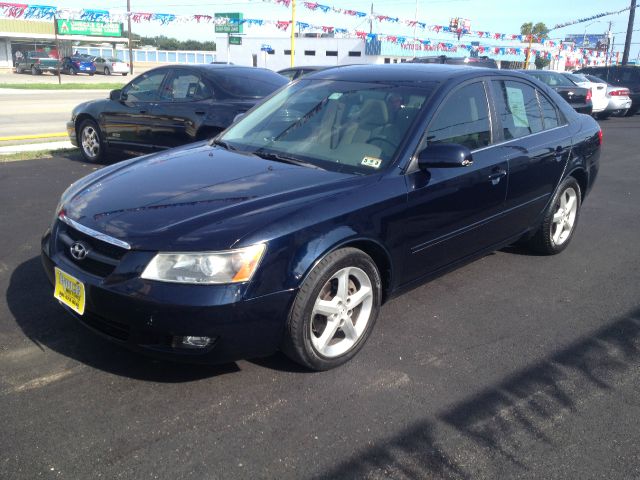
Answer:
[70,241,90,261]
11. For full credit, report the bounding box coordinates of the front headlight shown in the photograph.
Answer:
[141,244,266,284]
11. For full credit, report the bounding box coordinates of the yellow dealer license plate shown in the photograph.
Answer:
[54,267,85,315]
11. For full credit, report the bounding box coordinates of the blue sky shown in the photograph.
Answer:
[52,0,639,58]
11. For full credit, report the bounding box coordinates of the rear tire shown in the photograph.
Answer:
[122,73,128,76]
[31,66,39,76]
[282,247,382,371]
[527,177,581,255]
[78,119,106,163]
[104,67,111,76]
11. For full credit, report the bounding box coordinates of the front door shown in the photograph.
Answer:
[400,81,509,285]
[101,69,169,149]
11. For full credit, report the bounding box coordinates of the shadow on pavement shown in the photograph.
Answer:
[318,307,640,479]
[7,256,240,382]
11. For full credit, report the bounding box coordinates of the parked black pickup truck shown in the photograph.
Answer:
[15,51,60,75]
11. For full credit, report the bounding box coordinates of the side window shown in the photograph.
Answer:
[537,91,561,130]
[164,72,212,101]
[122,71,167,102]
[426,82,491,150]
[492,80,543,140]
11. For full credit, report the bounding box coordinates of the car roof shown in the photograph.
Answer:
[151,64,276,74]
[307,63,523,83]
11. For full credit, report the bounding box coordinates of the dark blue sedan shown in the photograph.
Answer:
[61,55,96,76]
[42,64,601,370]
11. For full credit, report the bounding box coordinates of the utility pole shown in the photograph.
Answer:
[621,0,636,65]
[53,14,61,85]
[605,21,612,68]
[369,3,373,34]
[127,0,134,74]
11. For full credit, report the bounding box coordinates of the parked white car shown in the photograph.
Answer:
[582,74,633,118]
[562,72,608,117]
[92,57,129,76]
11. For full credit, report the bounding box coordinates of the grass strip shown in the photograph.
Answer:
[0,148,78,163]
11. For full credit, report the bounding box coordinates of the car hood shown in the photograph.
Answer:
[61,143,357,250]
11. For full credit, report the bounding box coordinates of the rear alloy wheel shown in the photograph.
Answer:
[78,119,106,163]
[71,67,77,75]
[104,67,111,75]
[283,247,381,370]
[31,66,39,75]
[527,177,581,255]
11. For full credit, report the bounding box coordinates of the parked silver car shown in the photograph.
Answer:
[583,74,633,117]
[92,57,129,76]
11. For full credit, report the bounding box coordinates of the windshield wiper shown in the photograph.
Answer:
[210,138,236,150]
[251,150,325,170]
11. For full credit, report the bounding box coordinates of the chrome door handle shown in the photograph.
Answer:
[488,169,507,186]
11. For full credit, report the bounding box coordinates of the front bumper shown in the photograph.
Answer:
[41,232,295,364]
[67,121,77,146]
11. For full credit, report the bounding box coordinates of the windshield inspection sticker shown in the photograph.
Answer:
[361,156,382,168]
[328,92,343,100]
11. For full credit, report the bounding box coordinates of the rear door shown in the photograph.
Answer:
[400,80,510,284]
[100,68,169,149]
[489,78,571,232]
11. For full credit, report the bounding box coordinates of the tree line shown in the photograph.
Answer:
[125,32,216,51]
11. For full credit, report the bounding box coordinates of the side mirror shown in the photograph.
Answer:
[418,143,473,169]
[110,89,126,101]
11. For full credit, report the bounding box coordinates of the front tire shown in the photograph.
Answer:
[282,248,382,370]
[78,119,106,163]
[527,177,581,255]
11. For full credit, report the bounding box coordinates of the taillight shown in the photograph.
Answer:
[112,63,116,67]
[35,59,40,64]
[74,61,80,67]
[586,89,592,102]
[610,89,629,96]
[598,129,603,146]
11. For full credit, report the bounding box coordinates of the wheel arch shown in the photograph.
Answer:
[75,114,99,138]
[299,236,394,304]
[567,167,588,201]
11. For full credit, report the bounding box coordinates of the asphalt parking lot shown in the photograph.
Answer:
[1,116,639,479]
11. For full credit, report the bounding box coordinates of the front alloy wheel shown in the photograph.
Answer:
[310,266,374,358]
[283,247,381,370]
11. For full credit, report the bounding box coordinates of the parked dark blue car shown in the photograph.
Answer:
[61,55,96,75]
[42,64,601,370]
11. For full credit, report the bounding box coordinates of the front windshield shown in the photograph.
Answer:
[220,79,434,174]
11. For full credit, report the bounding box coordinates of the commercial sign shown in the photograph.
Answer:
[215,13,243,34]
[564,34,609,51]
[229,36,242,45]
[261,44,272,52]
[56,20,122,37]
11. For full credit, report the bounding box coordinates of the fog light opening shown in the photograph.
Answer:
[173,336,214,349]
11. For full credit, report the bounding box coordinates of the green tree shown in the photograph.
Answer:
[521,22,550,69]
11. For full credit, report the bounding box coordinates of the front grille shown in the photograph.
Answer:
[55,220,127,278]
